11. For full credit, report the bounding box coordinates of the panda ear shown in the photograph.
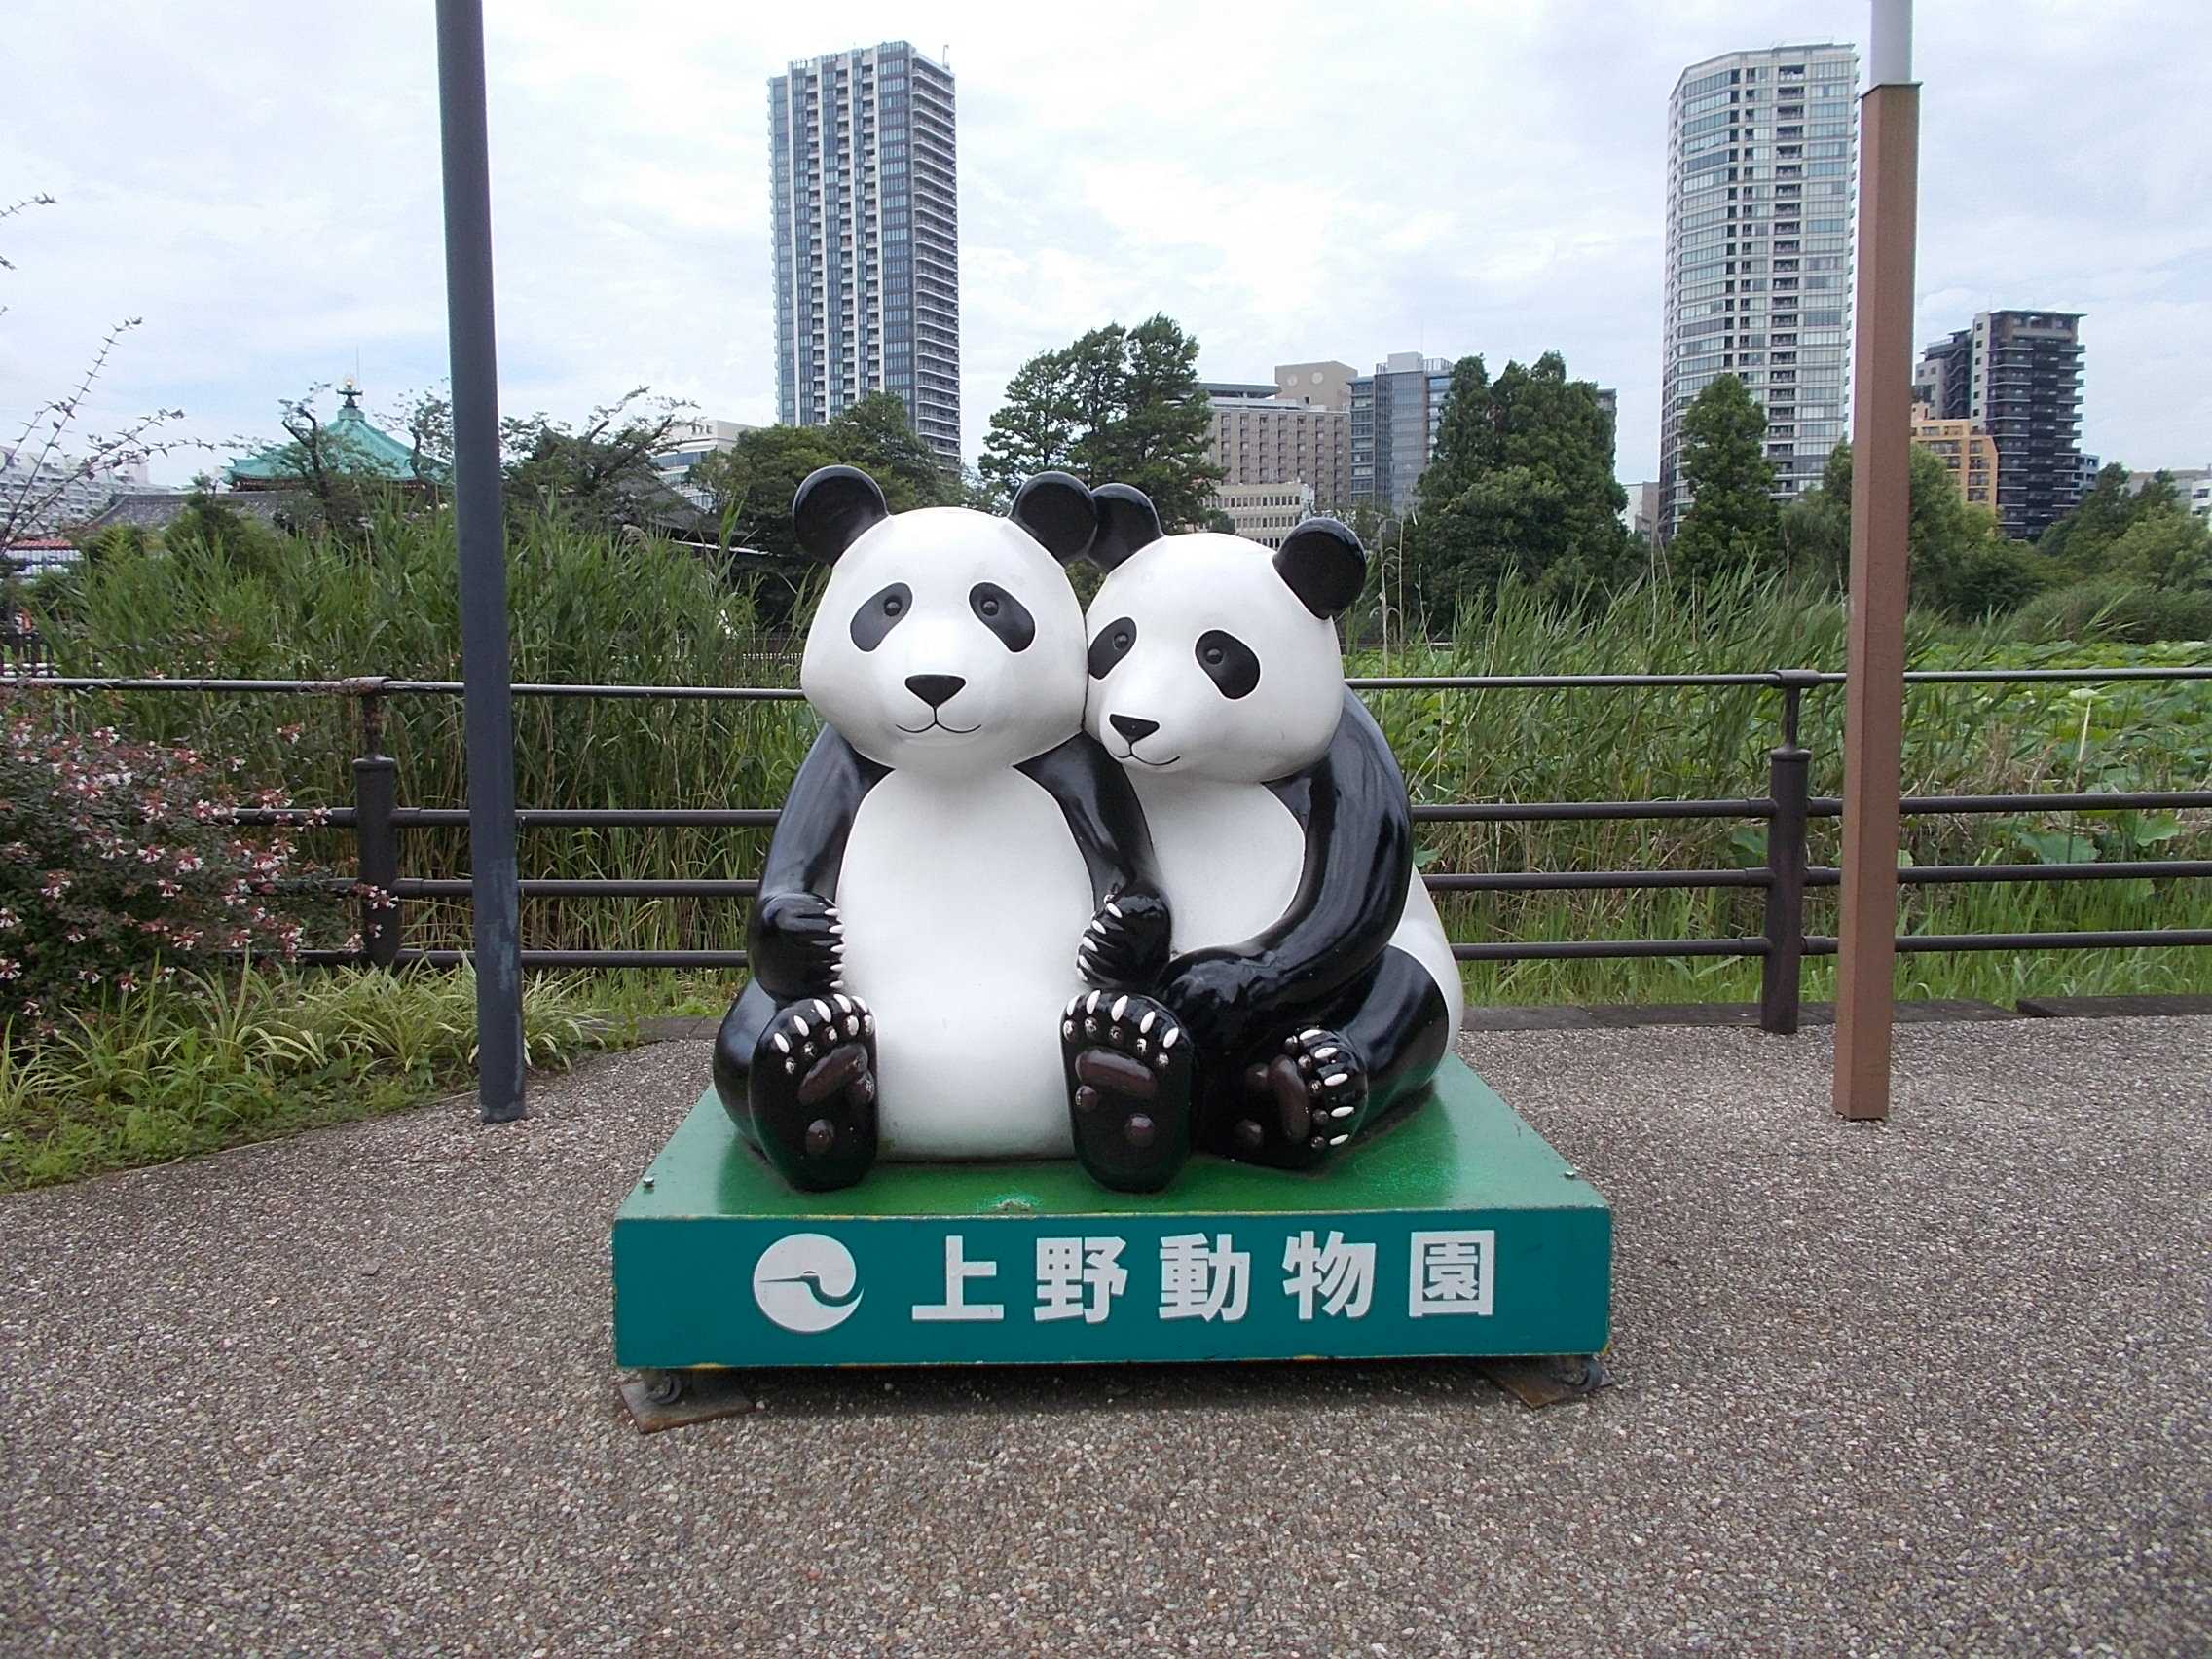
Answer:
[792,465,889,563]
[1273,517,1366,619]
[1090,484,1163,571]
[1009,470,1096,565]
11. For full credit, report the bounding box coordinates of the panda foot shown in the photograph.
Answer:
[1228,1029,1368,1171]
[1062,990,1192,1193]
[752,995,878,1192]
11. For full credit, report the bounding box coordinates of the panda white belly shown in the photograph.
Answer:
[1133,773,1464,1030]
[835,766,1092,1159]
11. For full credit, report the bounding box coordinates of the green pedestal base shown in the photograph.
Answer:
[611,1057,1610,1369]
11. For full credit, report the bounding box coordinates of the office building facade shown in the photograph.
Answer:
[1349,352,1455,517]
[1915,312,2085,539]
[1659,43,1858,540]
[1207,391,1350,515]
[1205,480,1316,548]
[769,42,960,464]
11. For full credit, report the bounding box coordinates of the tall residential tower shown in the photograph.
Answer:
[1659,43,1858,540]
[1915,312,2086,540]
[769,43,961,464]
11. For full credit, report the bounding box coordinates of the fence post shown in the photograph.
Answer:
[349,679,401,969]
[1760,673,1815,1034]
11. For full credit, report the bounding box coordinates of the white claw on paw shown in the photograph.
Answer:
[770,1033,791,1054]
[812,999,834,1023]
[1110,995,1128,1023]
[828,923,843,936]
[1330,1104,1356,1119]
[1138,1010,1156,1035]
[1086,991,1102,1014]
[791,1016,809,1039]
[1328,1134,1349,1147]
[1105,901,1124,919]
[834,994,854,1014]
[1312,1047,1339,1062]
[1065,994,1084,1017]
[1300,1027,1325,1043]
[1321,1072,1349,1088]
[1160,1027,1178,1051]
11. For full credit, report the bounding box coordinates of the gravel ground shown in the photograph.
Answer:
[3,1017,2207,1655]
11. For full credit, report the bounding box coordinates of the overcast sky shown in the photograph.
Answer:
[5,1,2207,491]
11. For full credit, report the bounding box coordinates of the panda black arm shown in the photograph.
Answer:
[749,725,887,1000]
[1017,733,1173,987]
[1161,691,1412,1045]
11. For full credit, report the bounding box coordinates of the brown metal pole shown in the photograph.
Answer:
[1832,14,1920,1122]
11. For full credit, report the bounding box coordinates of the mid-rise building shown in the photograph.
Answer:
[1349,352,1456,516]
[769,42,960,464]
[1916,312,2085,540]
[651,418,757,508]
[2191,474,2212,523]
[1909,411,2000,513]
[1207,391,1350,515]
[1206,480,1314,548]
[1658,43,1859,540]
[1,447,154,536]
[1629,480,1664,541]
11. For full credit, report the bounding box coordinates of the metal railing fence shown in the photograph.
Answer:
[9,663,2210,1035]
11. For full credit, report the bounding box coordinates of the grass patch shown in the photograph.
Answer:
[0,965,624,1191]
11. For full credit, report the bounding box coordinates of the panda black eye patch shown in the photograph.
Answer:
[849,582,912,651]
[968,582,1035,651]
[1195,629,1261,699]
[1088,616,1137,680]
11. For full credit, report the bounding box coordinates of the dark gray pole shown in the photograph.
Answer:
[434,0,527,1123]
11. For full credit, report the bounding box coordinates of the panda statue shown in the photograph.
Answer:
[1072,486,1464,1177]
[713,466,1192,1193]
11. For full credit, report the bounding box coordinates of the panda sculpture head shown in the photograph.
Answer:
[1080,486,1367,784]
[794,466,1100,776]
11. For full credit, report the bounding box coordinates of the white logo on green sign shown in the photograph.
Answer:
[752,1233,865,1332]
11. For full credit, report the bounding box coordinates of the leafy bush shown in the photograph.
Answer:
[2013,580,2212,645]
[0,689,332,1030]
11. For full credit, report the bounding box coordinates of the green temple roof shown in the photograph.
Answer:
[228,382,450,486]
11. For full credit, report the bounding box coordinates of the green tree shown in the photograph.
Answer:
[499,387,693,533]
[687,425,846,559]
[1406,351,1631,623]
[980,314,1223,528]
[1667,375,1779,587]
[824,392,960,511]
[1782,439,2055,618]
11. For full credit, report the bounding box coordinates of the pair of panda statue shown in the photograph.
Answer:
[713,465,1463,1195]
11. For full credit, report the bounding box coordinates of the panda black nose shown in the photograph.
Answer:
[1109,714,1161,744]
[905,674,966,709]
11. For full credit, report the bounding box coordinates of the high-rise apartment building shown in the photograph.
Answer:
[1659,43,1858,540]
[769,43,960,464]
[1915,312,2085,539]
[1349,352,1455,516]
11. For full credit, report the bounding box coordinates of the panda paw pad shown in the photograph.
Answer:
[1062,990,1192,1193]
[754,994,878,1191]
[1232,1028,1368,1169]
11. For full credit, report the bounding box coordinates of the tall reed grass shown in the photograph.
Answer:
[26,517,2212,1003]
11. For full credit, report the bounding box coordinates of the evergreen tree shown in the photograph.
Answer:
[1667,375,1779,587]
[1406,350,1630,625]
[980,314,1223,528]
[824,392,959,511]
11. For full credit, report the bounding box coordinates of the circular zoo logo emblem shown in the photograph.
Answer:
[752,1233,864,1333]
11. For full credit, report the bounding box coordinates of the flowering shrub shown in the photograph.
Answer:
[0,689,336,1031]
